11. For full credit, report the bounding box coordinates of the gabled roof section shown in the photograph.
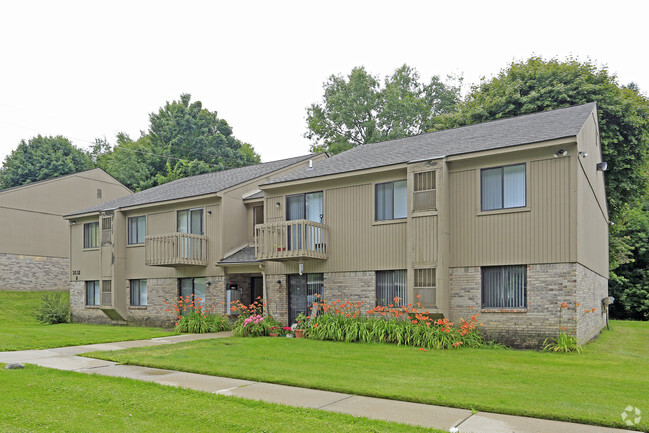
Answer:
[264,103,596,186]
[0,168,129,195]
[218,246,258,264]
[66,155,314,216]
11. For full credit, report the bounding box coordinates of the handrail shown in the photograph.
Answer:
[145,232,208,266]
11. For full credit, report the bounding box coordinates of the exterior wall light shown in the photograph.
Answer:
[596,162,608,172]
[578,151,588,158]
[275,202,281,208]
[554,150,568,158]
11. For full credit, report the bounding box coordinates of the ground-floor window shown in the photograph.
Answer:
[481,265,526,308]
[288,273,323,324]
[86,280,100,306]
[130,279,147,306]
[376,270,407,307]
[179,277,206,307]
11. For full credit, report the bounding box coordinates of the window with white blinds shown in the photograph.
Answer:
[481,265,526,308]
[376,270,407,306]
[481,164,526,211]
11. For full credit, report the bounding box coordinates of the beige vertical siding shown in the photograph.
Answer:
[410,215,438,264]
[265,196,283,221]
[450,156,572,267]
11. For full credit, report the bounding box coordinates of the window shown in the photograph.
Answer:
[179,277,206,307]
[286,192,323,223]
[413,171,436,212]
[177,208,203,235]
[130,279,147,306]
[83,222,99,249]
[375,180,407,221]
[86,281,100,306]
[128,216,146,245]
[414,268,436,308]
[376,270,407,306]
[288,273,323,324]
[481,164,526,211]
[481,265,526,308]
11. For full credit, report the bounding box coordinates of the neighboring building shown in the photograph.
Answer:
[66,103,609,348]
[0,169,132,291]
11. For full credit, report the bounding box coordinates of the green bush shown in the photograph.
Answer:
[164,295,230,333]
[33,292,70,324]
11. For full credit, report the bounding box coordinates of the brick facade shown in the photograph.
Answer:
[449,263,607,348]
[0,253,69,291]
[323,271,376,313]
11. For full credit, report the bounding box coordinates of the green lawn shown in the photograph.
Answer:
[0,291,174,351]
[0,364,437,433]
[87,320,649,431]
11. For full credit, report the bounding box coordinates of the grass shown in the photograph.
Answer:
[0,364,438,433]
[86,320,649,431]
[0,291,174,351]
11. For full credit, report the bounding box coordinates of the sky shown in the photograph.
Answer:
[0,0,647,164]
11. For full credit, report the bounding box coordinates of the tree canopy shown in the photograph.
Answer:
[306,65,461,154]
[97,94,261,191]
[0,135,93,189]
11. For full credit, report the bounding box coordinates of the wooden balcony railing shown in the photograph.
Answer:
[255,219,328,261]
[145,233,208,266]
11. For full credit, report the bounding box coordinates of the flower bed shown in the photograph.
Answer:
[304,295,495,349]
[163,295,230,333]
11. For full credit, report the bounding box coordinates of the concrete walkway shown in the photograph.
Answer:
[0,334,638,433]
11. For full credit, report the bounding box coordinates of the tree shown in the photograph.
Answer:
[98,94,261,191]
[0,135,93,189]
[306,65,462,154]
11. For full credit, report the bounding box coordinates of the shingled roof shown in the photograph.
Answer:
[66,154,314,216]
[264,103,596,186]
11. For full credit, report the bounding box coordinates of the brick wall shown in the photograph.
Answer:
[449,263,606,348]
[70,281,113,324]
[324,271,376,313]
[576,264,608,343]
[266,274,288,323]
[0,253,68,291]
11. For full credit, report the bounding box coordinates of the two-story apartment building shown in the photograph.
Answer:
[0,168,131,291]
[66,103,609,347]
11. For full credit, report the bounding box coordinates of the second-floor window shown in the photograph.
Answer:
[83,222,99,249]
[128,216,146,245]
[287,192,323,223]
[375,180,407,221]
[481,163,526,211]
[178,208,203,235]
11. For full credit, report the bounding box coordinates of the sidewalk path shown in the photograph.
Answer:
[0,334,638,433]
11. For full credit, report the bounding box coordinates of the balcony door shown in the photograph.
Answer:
[178,208,203,259]
[286,192,322,251]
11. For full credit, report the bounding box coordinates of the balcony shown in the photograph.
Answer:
[255,219,328,261]
[145,233,208,266]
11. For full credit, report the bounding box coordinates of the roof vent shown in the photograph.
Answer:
[308,160,313,170]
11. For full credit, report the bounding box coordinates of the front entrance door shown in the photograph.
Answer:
[251,277,263,305]
[288,274,323,324]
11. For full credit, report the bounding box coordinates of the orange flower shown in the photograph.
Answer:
[411,320,417,324]
[560,302,568,309]
[576,303,581,307]
[313,323,318,328]
[418,348,427,352]
[561,326,566,330]
[592,308,596,312]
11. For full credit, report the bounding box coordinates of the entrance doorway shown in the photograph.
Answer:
[251,277,263,305]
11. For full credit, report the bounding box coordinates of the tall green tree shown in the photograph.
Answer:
[98,94,261,191]
[0,135,93,189]
[306,65,461,154]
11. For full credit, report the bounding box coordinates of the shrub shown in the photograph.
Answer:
[232,314,269,337]
[164,295,230,333]
[34,292,70,324]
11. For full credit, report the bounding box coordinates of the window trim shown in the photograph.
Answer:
[413,267,436,309]
[479,163,527,212]
[127,215,147,245]
[286,191,324,223]
[83,222,99,249]
[374,180,407,222]
[375,269,407,307]
[177,208,204,235]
